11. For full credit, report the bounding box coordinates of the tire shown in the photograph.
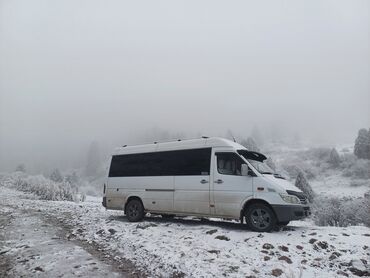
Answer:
[126,199,145,222]
[245,203,277,232]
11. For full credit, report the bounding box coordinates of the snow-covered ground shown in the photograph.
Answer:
[1,187,369,278]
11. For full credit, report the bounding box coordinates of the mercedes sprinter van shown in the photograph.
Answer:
[103,137,310,232]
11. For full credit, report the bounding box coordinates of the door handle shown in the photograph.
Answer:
[200,179,209,184]
[214,179,223,184]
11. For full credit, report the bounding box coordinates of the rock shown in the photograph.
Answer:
[309,238,318,244]
[96,229,104,235]
[264,256,271,261]
[363,234,370,237]
[206,229,218,235]
[136,223,158,229]
[260,250,268,254]
[296,245,304,250]
[262,243,274,250]
[309,232,317,236]
[329,252,342,260]
[271,268,284,276]
[349,259,370,277]
[278,256,292,264]
[301,259,308,264]
[207,250,220,255]
[316,241,329,249]
[108,228,116,235]
[279,245,289,252]
[34,266,44,272]
[342,233,350,236]
[337,270,349,277]
[215,235,230,241]
[257,233,264,238]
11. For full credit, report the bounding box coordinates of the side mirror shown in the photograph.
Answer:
[241,164,249,176]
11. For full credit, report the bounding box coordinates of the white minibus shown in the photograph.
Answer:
[103,137,310,232]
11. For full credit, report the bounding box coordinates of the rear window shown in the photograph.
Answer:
[109,148,211,177]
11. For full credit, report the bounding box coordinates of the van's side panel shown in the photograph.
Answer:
[107,176,174,212]
[174,175,210,215]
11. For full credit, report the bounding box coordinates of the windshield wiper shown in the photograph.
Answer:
[261,171,274,175]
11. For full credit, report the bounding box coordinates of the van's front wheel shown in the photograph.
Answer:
[126,199,145,222]
[245,203,276,232]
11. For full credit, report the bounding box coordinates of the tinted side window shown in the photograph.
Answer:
[216,152,245,176]
[109,148,211,177]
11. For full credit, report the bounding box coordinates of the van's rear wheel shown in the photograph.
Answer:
[126,199,144,222]
[245,203,276,232]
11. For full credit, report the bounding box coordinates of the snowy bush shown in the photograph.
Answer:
[342,159,370,179]
[303,147,332,162]
[312,196,370,227]
[0,173,78,201]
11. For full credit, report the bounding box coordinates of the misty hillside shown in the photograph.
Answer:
[1,0,369,277]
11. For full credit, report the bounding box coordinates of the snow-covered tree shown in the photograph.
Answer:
[251,125,263,146]
[265,157,276,171]
[354,128,370,159]
[85,141,102,177]
[295,171,315,202]
[241,137,260,152]
[15,164,26,172]
[50,168,63,183]
[65,171,79,186]
[328,148,341,167]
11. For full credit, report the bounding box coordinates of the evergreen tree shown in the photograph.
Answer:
[65,171,79,185]
[241,137,260,152]
[295,171,315,202]
[265,157,276,172]
[251,125,263,146]
[328,148,341,167]
[15,164,26,173]
[85,141,102,177]
[50,168,63,183]
[354,128,370,159]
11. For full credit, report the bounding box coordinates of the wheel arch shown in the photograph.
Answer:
[124,196,144,213]
[240,198,277,221]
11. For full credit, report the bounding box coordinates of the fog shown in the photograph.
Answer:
[0,0,369,173]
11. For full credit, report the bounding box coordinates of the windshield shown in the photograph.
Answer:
[237,149,275,175]
[246,159,274,174]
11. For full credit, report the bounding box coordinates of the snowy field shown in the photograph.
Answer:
[1,187,369,278]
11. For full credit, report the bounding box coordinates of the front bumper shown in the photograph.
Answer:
[271,205,311,223]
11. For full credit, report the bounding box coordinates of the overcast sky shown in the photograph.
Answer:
[0,0,369,172]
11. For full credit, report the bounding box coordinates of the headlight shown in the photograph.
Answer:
[279,193,300,204]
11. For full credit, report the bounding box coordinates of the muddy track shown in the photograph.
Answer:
[44,213,147,278]
[0,203,147,278]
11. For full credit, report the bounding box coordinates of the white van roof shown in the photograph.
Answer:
[114,137,246,155]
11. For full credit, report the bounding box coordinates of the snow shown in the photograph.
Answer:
[1,187,369,278]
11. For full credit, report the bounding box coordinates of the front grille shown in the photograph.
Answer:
[286,190,308,204]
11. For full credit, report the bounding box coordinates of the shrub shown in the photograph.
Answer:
[312,196,370,227]
[342,159,370,179]
[0,173,78,201]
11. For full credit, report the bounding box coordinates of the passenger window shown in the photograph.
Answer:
[216,153,245,176]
